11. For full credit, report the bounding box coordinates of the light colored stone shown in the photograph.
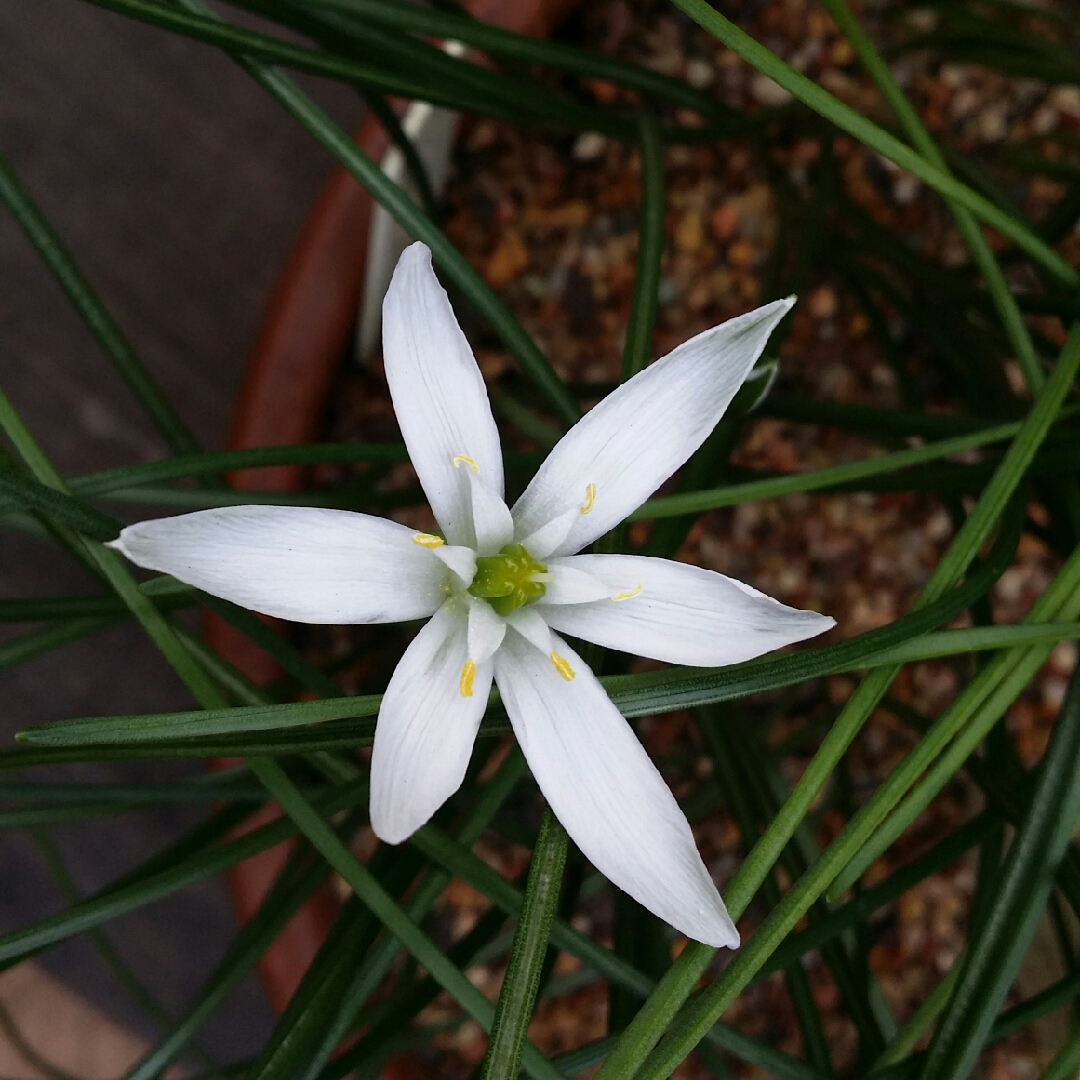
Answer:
[571,131,608,161]
[750,74,793,106]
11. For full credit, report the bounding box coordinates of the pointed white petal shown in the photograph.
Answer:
[534,560,612,606]
[383,243,504,545]
[467,598,506,664]
[542,555,834,666]
[432,544,477,587]
[370,602,491,844]
[465,468,515,556]
[503,607,554,655]
[495,630,738,947]
[512,299,794,556]
[111,506,448,624]
[517,505,580,561]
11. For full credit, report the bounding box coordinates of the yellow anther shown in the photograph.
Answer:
[412,532,444,549]
[579,483,596,514]
[549,651,575,681]
[451,454,479,472]
[611,584,643,602]
[459,659,476,697]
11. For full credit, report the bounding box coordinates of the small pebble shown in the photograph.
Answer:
[685,58,714,88]
[710,201,740,241]
[572,131,608,161]
[750,73,793,106]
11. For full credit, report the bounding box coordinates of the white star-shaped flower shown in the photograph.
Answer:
[111,242,834,948]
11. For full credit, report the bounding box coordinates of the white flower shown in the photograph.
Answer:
[111,242,834,948]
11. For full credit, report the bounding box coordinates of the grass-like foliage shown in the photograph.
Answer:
[2,0,1080,1076]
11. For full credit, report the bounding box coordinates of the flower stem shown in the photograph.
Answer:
[480,809,569,1080]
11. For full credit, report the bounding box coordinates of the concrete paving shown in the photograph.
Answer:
[1,0,362,1061]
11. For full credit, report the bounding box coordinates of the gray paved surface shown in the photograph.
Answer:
[1,0,361,1060]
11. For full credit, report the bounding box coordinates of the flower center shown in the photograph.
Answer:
[467,543,547,616]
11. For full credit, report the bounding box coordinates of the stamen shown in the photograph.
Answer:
[459,659,476,697]
[451,454,479,473]
[549,651,575,681]
[611,584,643,602]
[579,483,596,514]
[412,532,445,549]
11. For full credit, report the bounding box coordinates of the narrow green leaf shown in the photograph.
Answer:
[28,826,192,1051]
[194,590,343,699]
[0,470,121,540]
[69,442,411,496]
[873,962,960,1069]
[631,413,1061,520]
[0,616,121,673]
[0,582,192,622]
[1039,1027,1080,1080]
[19,552,1037,751]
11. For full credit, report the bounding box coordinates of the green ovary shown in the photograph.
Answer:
[467,543,547,616]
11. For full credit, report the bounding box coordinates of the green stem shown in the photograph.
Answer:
[480,811,569,1080]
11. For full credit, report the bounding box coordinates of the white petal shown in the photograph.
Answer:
[432,544,477,587]
[534,560,612,606]
[503,607,553,654]
[370,601,491,844]
[542,555,834,666]
[511,299,794,557]
[517,506,579,561]
[465,468,515,556]
[494,630,738,947]
[383,243,504,546]
[467,598,506,664]
[110,506,448,624]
